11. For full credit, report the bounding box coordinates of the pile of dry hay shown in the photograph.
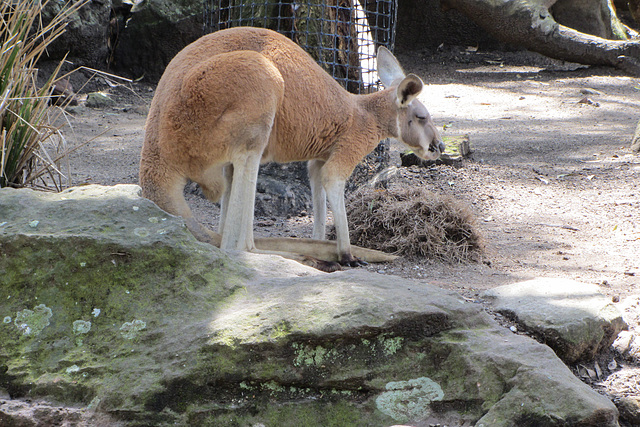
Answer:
[345,186,483,262]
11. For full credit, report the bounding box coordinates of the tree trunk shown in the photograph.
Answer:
[632,119,640,153]
[442,0,640,75]
[551,0,629,39]
[629,0,640,25]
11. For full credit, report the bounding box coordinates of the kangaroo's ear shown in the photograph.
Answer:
[396,74,423,107]
[377,46,406,87]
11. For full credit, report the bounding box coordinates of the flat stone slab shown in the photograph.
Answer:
[482,277,627,363]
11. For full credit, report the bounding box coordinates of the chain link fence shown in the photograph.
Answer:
[203,0,397,94]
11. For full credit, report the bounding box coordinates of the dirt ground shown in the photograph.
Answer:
[57,47,639,423]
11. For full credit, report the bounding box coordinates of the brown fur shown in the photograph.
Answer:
[140,27,442,270]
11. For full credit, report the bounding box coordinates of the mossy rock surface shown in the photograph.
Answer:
[0,185,619,426]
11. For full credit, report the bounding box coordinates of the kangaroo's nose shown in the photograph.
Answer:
[438,140,446,154]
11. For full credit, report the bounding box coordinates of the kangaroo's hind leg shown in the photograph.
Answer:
[220,149,263,251]
[308,159,327,240]
[218,164,233,235]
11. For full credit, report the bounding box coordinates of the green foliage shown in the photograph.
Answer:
[0,0,86,189]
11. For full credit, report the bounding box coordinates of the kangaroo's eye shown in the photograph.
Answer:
[416,114,427,121]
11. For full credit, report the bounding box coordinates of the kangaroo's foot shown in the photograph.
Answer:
[339,254,369,268]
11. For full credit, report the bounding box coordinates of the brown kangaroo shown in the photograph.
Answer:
[139,27,444,271]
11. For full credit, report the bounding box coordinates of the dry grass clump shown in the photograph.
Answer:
[346,186,483,262]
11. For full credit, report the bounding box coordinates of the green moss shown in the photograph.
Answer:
[269,320,292,340]
[0,234,245,412]
[196,400,392,427]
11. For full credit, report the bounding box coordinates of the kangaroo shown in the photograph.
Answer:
[140,27,444,271]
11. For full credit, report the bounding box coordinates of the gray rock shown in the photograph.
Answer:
[0,185,619,426]
[85,92,116,109]
[482,278,627,363]
[0,397,119,427]
[112,0,203,80]
[255,176,311,217]
[41,0,111,68]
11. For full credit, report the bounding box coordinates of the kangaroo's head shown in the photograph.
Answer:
[377,47,445,161]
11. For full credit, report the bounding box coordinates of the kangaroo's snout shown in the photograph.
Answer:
[430,138,446,157]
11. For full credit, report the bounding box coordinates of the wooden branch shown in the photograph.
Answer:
[441,0,640,75]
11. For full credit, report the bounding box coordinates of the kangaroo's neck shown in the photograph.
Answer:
[354,89,399,141]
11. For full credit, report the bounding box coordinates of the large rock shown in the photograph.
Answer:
[41,0,111,68]
[111,0,203,80]
[0,185,619,426]
[482,278,627,363]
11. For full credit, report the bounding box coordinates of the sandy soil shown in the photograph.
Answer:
[55,48,639,423]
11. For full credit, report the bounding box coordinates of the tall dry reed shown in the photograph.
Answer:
[1,0,86,189]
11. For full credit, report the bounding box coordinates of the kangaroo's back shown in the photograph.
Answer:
[164,27,344,98]
[150,27,356,163]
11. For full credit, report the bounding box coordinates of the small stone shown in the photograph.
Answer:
[577,97,600,107]
[509,326,518,333]
[85,92,115,109]
[580,88,601,96]
[613,331,633,353]
[613,331,640,362]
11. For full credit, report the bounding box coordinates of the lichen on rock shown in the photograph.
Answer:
[375,377,444,422]
[119,319,146,340]
[14,304,53,336]
[72,320,91,346]
[73,320,91,335]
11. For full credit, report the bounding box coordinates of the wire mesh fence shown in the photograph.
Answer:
[203,0,397,94]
